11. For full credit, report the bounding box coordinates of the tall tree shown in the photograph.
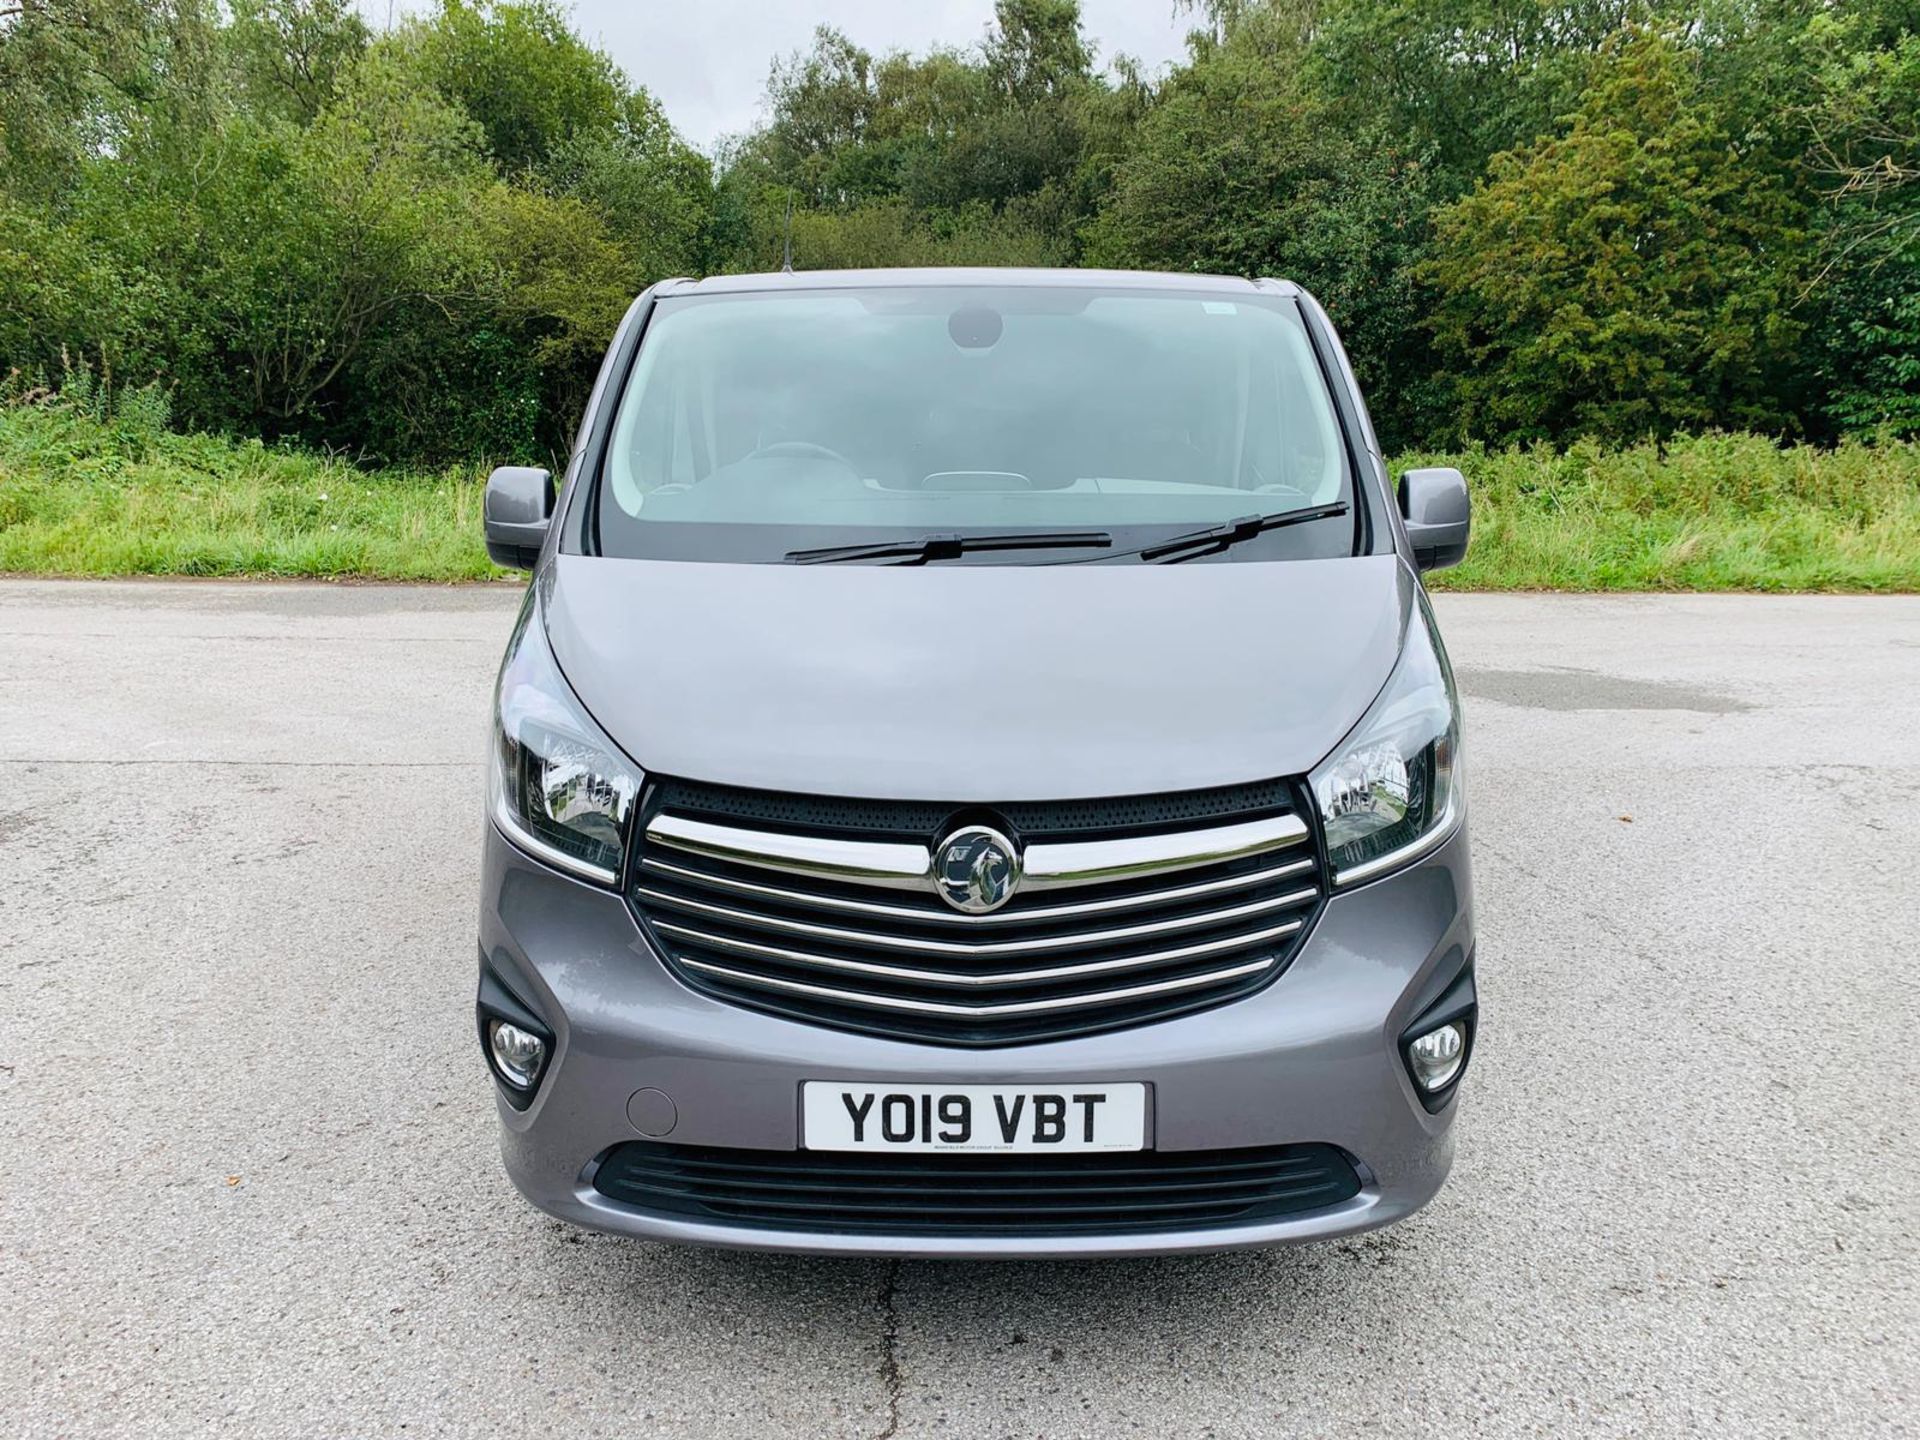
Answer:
[718,2,1101,271]
[409,0,626,174]
[1801,8,1920,433]
[0,0,220,197]
[1308,0,1650,187]
[984,0,1092,101]
[225,0,368,125]
[1084,5,1446,447]
[1421,25,1810,442]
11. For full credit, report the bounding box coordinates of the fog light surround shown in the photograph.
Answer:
[1398,963,1476,1111]
[477,955,555,1109]
[489,1020,547,1090]
[1408,1021,1466,1092]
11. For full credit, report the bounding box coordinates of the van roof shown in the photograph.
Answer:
[656,268,1299,298]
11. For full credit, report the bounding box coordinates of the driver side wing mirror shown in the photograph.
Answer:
[1398,467,1471,572]
[484,466,554,571]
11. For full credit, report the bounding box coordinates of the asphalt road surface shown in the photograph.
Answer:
[2,580,1915,1439]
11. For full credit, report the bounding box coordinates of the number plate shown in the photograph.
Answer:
[802,1082,1147,1153]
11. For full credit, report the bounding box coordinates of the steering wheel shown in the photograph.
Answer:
[746,440,856,469]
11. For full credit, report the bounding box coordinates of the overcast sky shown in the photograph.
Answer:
[364,2,1196,150]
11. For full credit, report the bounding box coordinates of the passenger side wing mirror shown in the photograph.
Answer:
[484,466,554,571]
[1398,467,1471,572]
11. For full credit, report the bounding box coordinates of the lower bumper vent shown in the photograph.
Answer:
[591,1141,1363,1237]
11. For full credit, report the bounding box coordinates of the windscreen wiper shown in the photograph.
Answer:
[1054,502,1349,565]
[783,530,1113,565]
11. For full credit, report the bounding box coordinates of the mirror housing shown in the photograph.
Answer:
[484,466,554,571]
[1398,467,1471,572]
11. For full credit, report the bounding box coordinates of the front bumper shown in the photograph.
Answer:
[478,818,1475,1258]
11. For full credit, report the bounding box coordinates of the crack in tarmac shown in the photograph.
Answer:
[875,1259,903,1440]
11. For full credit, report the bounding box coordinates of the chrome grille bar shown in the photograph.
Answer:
[676,955,1282,1017]
[644,810,1309,896]
[647,812,930,889]
[636,885,1319,957]
[634,853,1315,925]
[654,917,1306,988]
[632,783,1326,1043]
[1021,813,1308,889]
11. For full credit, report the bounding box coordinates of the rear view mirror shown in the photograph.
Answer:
[1398,467,1471,571]
[484,466,554,571]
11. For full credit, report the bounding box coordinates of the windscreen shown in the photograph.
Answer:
[595,285,1357,564]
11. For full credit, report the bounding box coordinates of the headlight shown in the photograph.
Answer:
[1311,594,1461,886]
[490,595,641,885]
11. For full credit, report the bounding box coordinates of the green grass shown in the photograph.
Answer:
[2,404,1917,587]
[1422,432,1920,592]
[0,404,509,581]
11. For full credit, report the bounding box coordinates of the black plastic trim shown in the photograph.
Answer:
[645,773,1299,844]
[487,542,543,570]
[591,1139,1364,1237]
[476,947,556,1110]
[558,285,665,560]
[1399,959,1477,1113]
[1291,288,1383,560]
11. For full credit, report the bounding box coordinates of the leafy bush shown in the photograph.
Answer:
[1804,18,1920,437]
[1420,28,1807,445]
[0,0,711,466]
[1079,8,1446,449]
[2,0,1917,471]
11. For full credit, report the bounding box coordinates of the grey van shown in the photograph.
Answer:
[476,268,1476,1257]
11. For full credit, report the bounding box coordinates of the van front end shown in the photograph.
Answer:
[475,268,1478,1256]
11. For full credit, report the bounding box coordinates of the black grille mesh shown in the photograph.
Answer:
[647,775,1301,842]
[592,1141,1363,1237]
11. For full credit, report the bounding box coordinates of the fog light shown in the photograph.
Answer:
[489,1020,546,1089]
[1408,1022,1466,1091]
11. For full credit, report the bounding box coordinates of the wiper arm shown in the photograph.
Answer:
[1144,503,1348,562]
[783,530,1113,565]
[1054,502,1349,566]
